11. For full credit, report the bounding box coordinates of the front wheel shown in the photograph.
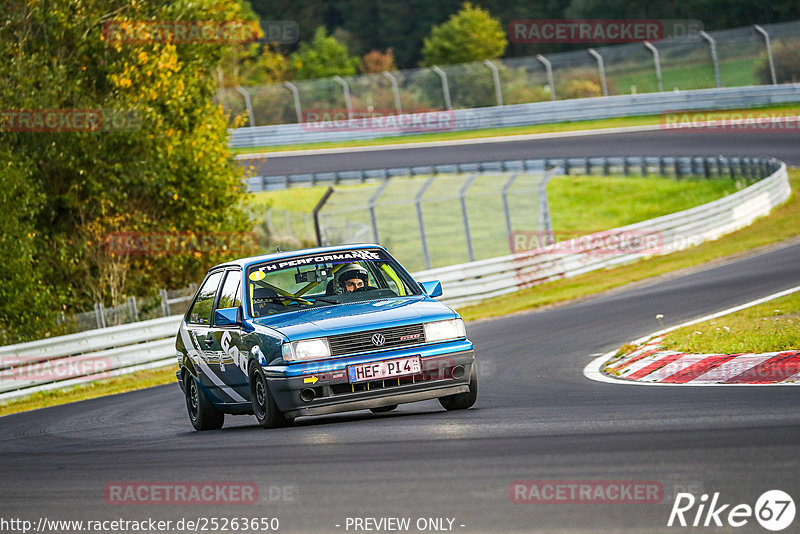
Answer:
[185,374,224,431]
[250,365,293,429]
[438,365,478,411]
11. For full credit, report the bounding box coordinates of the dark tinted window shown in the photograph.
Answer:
[217,270,242,310]
[188,271,223,325]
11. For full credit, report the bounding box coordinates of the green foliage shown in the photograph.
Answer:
[289,27,360,80]
[421,3,507,67]
[755,41,800,84]
[0,0,251,342]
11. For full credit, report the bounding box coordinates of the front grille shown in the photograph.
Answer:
[328,324,425,357]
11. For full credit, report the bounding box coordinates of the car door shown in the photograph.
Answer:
[184,270,231,401]
[207,268,251,400]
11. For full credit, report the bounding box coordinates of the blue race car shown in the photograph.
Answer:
[176,244,477,430]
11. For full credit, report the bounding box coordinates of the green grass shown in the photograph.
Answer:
[610,56,760,94]
[0,366,177,418]
[660,291,800,354]
[253,174,750,272]
[232,103,799,154]
[457,169,800,322]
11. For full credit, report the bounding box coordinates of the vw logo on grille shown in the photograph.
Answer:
[371,333,386,346]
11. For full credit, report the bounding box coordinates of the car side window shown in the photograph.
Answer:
[217,270,242,310]
[188,271,224,325]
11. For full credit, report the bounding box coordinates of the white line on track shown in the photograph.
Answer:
[583,284,800,387]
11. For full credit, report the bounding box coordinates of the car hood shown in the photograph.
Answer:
[251,296,457,340]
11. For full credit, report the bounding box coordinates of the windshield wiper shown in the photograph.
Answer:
[311,296,340,304]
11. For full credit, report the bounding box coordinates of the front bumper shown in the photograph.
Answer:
[266,345,475,419]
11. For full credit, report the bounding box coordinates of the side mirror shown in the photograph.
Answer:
[215,306,242,327]
[420,280,443,298]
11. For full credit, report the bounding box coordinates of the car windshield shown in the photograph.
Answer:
[245,248,420,318]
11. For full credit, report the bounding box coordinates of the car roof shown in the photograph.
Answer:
[209,243,388,271]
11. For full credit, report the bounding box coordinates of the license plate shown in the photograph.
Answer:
[348,356,421,383]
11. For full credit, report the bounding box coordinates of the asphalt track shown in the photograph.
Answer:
[246,129,800,175]
[2,236,800,532]
[2,129,800,533]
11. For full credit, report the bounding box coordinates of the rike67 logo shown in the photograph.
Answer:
[668,490,795,531]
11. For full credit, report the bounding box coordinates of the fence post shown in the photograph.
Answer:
[699,31,722,88]
[160,289,170,317]
[459,173,479,262]
[587,49,608,97]
[128,296,139,322]
[313,187,335,247]
[501,173,520,243]
[368,180,391,243]
[235,86,256,126]
[753,25,777,85]
[382,72,403,114]
[431,66,452,110]
[539,168,556,246]
[536,54,556,100]
[94,302,106,329]
[415,176,436,269]
[643,41,664,92]
[333,76,354,119]
[283,81,303,123]
[483,59,504,106]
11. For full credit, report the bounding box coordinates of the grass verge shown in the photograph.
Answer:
[0,366,177,418]
[232,103,799,154]
[660,291,800,354]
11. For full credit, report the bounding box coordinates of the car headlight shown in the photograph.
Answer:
[424,319,466,342]
[282,338,331,362]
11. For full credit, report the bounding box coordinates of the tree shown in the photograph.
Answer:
[421,2,507,66]
[0,0,252,342]
[360,49,397,73]
[289,27,359,79]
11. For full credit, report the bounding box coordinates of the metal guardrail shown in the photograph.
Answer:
[0,156,789,401]
[230,84,800,149]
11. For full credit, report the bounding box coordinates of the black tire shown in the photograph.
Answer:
[370,404,398,413]
[185,374,224,431]
[438,365,478,411]
[250,364,293,429]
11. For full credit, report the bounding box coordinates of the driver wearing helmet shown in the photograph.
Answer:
[337,263,370,293]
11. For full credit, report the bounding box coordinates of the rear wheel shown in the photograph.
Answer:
[250,365,293,429]
[185,374,224,431]
[370,404,398,413]
[438,365,478,411]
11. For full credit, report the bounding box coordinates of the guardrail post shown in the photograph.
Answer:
[754,25,777,85]
[501,173,519,241]
[333,76,354,119]
[643,41,664,93]
[313,187,335,247]
[674,158,682,179]
[159,289,170,317]
[536,54,556,100]
[483,59,503,106]
[382,72,403,114]
[640,157,648,176]
[431,66,452,110]
[539,168,556,246]
[368,181,390,243]
[415,176,436,269]
[94,302,106,329]
[459,173,479,261]
[235,86,256,127]
[587,49,608,97]
[699,31,722,88]
[282,81,303,123]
